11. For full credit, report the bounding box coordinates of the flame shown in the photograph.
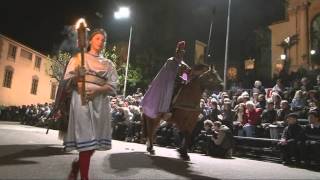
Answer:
[75,18,87,29]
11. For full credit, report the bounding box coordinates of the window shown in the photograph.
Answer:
[35,56,41,69]
[7,44,17,59]
[31,76,39,95]
[20,49,33,60]
[50,83,57,100]
[2,66,14,88]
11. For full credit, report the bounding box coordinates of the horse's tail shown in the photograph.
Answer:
[141,113,148,138]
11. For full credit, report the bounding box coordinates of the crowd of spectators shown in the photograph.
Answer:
[1,73,320,167]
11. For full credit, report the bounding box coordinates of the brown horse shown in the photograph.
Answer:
[142,64,223,160]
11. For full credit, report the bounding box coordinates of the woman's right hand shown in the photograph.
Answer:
[77,66,86,77]
[73,66,86,80]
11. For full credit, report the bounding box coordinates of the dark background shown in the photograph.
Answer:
[0,0,285,89]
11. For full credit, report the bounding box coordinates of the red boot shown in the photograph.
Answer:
[79,150,94,180]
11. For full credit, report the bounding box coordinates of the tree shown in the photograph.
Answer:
[102,46,142,94]
[46,51,71,82]
[47,46,142,95]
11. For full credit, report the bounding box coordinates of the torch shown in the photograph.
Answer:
[75,18,88,105]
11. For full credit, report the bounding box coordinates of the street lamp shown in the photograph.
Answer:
[223,0,232,91]
[310,49,316,55]
[280,54,286,60]
[114,7,132,97]
[205,7,216,63]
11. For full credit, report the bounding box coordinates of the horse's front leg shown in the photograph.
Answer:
[146,117,160,155]
[177,131,191,161]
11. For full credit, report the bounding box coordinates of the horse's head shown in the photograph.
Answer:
[198,64,224,91]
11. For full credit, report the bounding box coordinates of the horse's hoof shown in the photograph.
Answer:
[147,147,155,155]
[179,153,190,161]
[176,148,190,161]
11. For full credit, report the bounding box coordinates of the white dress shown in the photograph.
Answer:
[63,53,118,152]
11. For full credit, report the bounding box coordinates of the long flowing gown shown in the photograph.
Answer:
[63,53,118,152]
[140,57,179,118]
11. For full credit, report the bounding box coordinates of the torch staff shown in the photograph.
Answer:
[76,18,88,105]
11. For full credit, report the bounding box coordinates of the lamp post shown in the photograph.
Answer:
[114,7,132,97]
[223,0,232,91]
[205,7,216,63]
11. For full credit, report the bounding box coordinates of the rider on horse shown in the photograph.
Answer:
[140,41,191,122]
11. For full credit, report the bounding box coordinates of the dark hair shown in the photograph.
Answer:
[89,28,107,40]
[285,113,298,120]
[308,108,320,117]
[213,121,222,127]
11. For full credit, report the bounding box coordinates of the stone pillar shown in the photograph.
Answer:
[298,1,310,68]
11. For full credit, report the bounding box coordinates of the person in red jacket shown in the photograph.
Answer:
[242,101,262,137]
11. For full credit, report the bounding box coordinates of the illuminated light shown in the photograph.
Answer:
[114,7,130,19]
[311,50,316,55]
[75,18,87,29]
[280,54,286,60]
[284,37,290,44]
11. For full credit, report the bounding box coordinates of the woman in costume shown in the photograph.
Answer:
[63,28,118,180]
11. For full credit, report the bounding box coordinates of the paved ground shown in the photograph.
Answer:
[0,121,320,179]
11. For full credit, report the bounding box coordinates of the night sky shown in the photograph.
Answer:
[0,0,285,70]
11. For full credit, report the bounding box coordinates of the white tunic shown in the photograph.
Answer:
[63,53,118,152]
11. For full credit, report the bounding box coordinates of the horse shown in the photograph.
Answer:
[142,64,223,160]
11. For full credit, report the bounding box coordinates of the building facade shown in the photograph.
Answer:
[269,0,320,76]
[0,34,57,106]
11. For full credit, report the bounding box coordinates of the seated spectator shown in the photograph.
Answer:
[271,92,282,110]
[191,119,214,153]
[306,90,319,108]
[241,91,250,102]
[252,92,259,106]
[272,79,285,97]
[208,99,221,122]
[301,108,320,166]
[255,94,266,109]
[204,119,214,132]
[233,103,246,136]
[252,80,265,95]
[300,77,313,92]
[279,113,304,165]
[291,90,307,117]
[277,100,292,123]
[221,101,235,131]
[242,101,262,137]
[208,121,234,158]
[261,99,277,138]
